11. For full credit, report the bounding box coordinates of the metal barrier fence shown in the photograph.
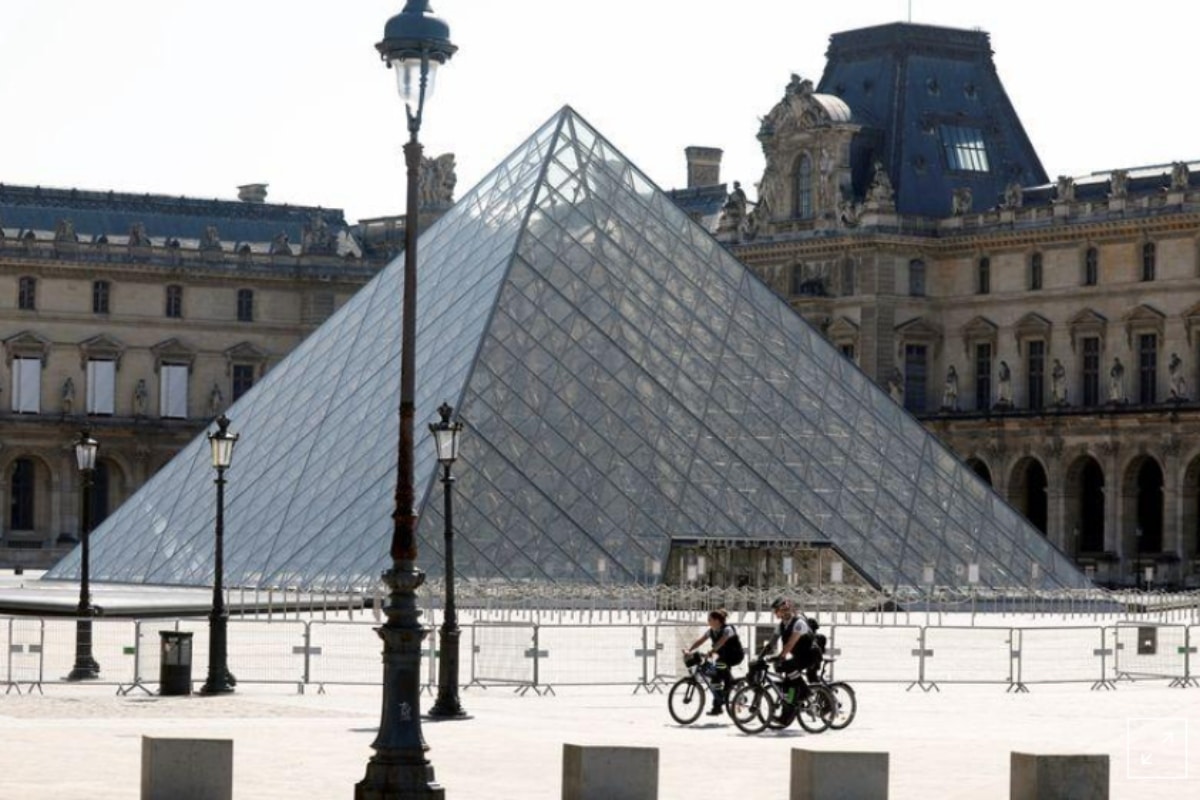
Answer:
[3,616,1198,694]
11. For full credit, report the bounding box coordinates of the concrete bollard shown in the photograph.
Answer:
[562,743,658,800]
[791,749,889,800]
[141,737,233,800]
[1010,752,1108,800]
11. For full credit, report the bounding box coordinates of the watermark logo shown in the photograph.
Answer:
[1127,718,1188,780]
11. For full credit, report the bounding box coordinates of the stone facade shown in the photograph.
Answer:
[674,23,1200,588]
[0,186,382,568]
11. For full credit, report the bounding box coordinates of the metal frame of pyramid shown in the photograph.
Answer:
[47,107,1091,594]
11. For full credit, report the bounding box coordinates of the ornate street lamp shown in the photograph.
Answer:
[428,402,467,719]
[356,3,456,798]
[200,414,238,695]
[66,429,100,681]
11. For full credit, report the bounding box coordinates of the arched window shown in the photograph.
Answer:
[794,154,813,219]
[237,289,254,322]
[1029,252,1043,290]
[10,458,35,530]
[908,259,926,297]
[1084,247,1099,286]
[1141,242,1156,282]
[977,257,990,294]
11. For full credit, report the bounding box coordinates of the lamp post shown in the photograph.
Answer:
[1135,526,1144,590]
[66,429,100,681]
[428,402,467,719]
[200,414,238,695]
[357,3,456,798]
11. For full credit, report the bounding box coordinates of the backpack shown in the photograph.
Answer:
[805,616,827,655]
[722,624,745,665]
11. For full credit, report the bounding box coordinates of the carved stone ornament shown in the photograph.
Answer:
[301,213,336,256]
[1054,175,1076,203]
[1042,436,1065,460]
[54,218,78,243]
[950,186,973,216]
[1162,434,1183,458]
[1002,181,1023,209]
[269,231,293,256]
[866,160,895,206]
[200,225,222,252]
[1171,161,1190,191]
[128,222,150,247]
[1098,440,1119,457]
[419,152,457,211]
[1109,169,1129,199]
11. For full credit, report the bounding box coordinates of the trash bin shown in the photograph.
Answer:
[159,631,193,696]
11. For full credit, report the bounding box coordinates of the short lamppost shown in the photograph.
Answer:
[428,402,467,719]
[200,414,239,695]
[356,3,456,799]
[66,429,100,681]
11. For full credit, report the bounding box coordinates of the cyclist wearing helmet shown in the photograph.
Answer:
[766,597,819,722]
[683,608,744,715]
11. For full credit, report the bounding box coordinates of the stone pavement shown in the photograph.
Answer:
[2,678,1199,799]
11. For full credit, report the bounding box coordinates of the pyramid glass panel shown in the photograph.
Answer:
[47,107,1089,593]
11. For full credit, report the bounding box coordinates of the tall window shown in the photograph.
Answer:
[1029,252,1043,291]
[11,357,41,413]
[794,154,813,219]
[840,261,855,296]
[160,364,188,418]
[10,458,34,530]
[86,359,115,415]
[1139,333,1158,404]
[1084,247,1099,286]
[1141,242,1156,282]
[165,285,183,318]
[904,344,928,413]
[977,257,990,294]
[18,277,36,310]
[909,259,926,297]
[975,343,992,410]
[237,289,254,322]
[938,124,990,172]
[1027,340,1045,410]
[232,364,255,401]
[1082,337,1101,407]
[92,280,110,314]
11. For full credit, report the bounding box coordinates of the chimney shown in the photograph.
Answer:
[237,183,269,204]
[684,147,723,188]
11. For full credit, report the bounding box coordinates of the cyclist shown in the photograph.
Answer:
[765,597,821,724]
[683,608,745,715]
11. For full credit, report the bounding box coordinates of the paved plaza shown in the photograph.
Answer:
[2,669,1199,799]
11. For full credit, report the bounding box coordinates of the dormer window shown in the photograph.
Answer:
[939,124,990,173]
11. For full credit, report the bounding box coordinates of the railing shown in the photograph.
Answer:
[5,614,1199,695]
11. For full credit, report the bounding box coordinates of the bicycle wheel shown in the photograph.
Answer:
[667,677,706,725]
[765,683,792,730]
[729,684,775,734]
[795,685,836,734]
[828,682,857,730]
[723,677,748,715]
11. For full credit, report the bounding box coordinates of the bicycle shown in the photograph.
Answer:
[667,652,737,725]
[728,656,836,735]
[807,657,857,730]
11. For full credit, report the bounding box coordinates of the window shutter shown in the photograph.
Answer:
[87,360,116,415]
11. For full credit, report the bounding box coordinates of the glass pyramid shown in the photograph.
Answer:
[47,107,1090,593]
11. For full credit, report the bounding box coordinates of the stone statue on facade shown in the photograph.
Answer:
[54,218,78,243]
[1109,357,1126,403]
[717,180,749,238]
[1171,161,1190,191]
[419,153,457,210]
[941,365,959,411]
[128,222,149,247]
[133,379,148,417]
[995,361,1013,408]
[61,378,75,415]
[866,160,895,206]
[1002,181,1024,209]
[837,197,860,228]
[1051,359,1068,406]
[1055,175,1076,203]
[269,231,292,256]
[818,145,837,208]
[209,383,224,417]
[301,213,336,255]
[199,225,222,252]
[887,367,904,404]
[1109,169,1129,199]
[1169,352,1188,400]
[951,187,973,216]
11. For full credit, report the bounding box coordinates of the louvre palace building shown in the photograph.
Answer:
[670,22,1200,588]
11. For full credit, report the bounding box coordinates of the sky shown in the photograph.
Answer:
[0,1,1196,223]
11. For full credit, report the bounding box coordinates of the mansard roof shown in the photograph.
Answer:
[816,22,1047,217]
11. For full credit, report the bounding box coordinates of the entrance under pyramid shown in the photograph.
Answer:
[47,108,1091,594]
